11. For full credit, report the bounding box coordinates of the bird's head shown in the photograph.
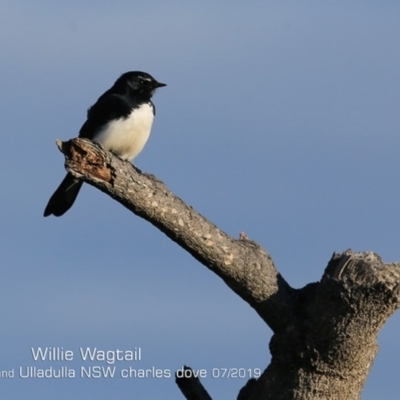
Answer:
[116,71,166,98]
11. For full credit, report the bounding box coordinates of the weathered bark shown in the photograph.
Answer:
[56,138,400,400]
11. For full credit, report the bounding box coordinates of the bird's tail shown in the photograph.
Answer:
[43,173,83,217]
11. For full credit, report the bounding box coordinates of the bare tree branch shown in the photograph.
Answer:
[175,366,212,400]
[57,138,294,332]
[55,138,400,400]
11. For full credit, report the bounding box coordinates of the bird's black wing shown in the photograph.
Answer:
[79,93,134,139]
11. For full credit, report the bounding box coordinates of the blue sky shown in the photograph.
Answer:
[1,1,400,398]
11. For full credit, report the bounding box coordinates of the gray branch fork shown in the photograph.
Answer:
[56,138,400,400]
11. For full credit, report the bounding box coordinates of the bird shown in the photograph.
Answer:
[44,71,166,217]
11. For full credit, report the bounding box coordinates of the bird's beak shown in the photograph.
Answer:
[154,81,167,88]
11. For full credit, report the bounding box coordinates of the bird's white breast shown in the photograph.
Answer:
[94,103,154,161]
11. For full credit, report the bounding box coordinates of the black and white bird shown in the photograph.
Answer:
[44,71,166,217]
